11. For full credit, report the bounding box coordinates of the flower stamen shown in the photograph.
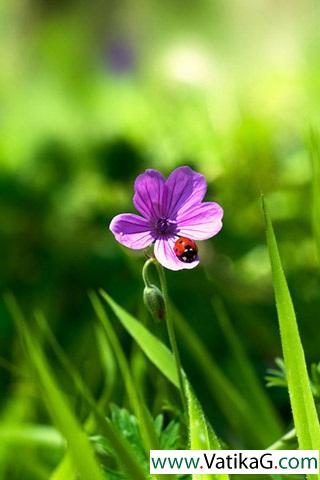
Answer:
[156,218,177,236]
[157,218,170,234]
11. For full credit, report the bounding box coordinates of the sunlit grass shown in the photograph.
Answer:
[263,197,320,480]
[3,217,320,479]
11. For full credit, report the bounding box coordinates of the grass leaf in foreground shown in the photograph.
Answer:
[35,309,148,480]
[99,289,179,387]
[263,199,320,461]
[4,295,104,480]
[50,458,74,480]
[99,290,228,479]
[185,381,229,480]
[90,292,163,479]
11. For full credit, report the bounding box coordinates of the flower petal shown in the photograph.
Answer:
[164,166,207,218]
[133,169,165,220]
[154,237,200,271]
[177,202,223,240]
[109,213,154,249]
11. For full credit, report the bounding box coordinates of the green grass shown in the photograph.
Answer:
[2,189,320,480]
[99,289,229,479]
[212,298,283,442]
[4,295,105,480]
[173,304,276,447]
[263,197,320,480]
[310,129,320,263]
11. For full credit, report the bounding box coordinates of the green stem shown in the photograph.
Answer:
[142,257,154,287]
[154,260,188,417]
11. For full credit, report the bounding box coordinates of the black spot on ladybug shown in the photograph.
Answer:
[173,237,198,263]
[178,250,198,263]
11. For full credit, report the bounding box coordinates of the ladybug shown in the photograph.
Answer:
[173,237,198,263]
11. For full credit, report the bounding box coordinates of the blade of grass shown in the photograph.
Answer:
[268,428,297,450]
[309,128,320,262]
[99,289,228,477]
[99,289,179,387]
[172,305,270,447]
[93,321,117,409]
[35,311,108,434]
[0,378,37,480]
[0,424,64,450]
[34,310,96,426]
[212,297,283,442]
[185,381,229,480]
[0,357,27,378]
[263,198,320,476]
[33,311,149,480]
[4,295,105,480]
[50,456,75,480]
[90,292,164,478]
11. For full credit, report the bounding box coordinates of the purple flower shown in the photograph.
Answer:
[109,166,223,271]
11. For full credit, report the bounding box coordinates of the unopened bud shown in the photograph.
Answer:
[143,284,165,321]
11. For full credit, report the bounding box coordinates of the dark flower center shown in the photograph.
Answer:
[156,218,176,236]
[157,218,169,233]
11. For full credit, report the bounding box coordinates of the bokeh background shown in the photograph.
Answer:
[1,0,320,477]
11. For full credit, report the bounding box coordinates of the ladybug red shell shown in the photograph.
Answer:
[174,237,198,263]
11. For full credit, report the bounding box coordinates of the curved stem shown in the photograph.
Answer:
[142,258,154,287]
[154,260,188,418]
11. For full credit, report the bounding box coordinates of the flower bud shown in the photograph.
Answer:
[143,284,165,321]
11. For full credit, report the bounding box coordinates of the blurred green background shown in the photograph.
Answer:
[1,0,320,477]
